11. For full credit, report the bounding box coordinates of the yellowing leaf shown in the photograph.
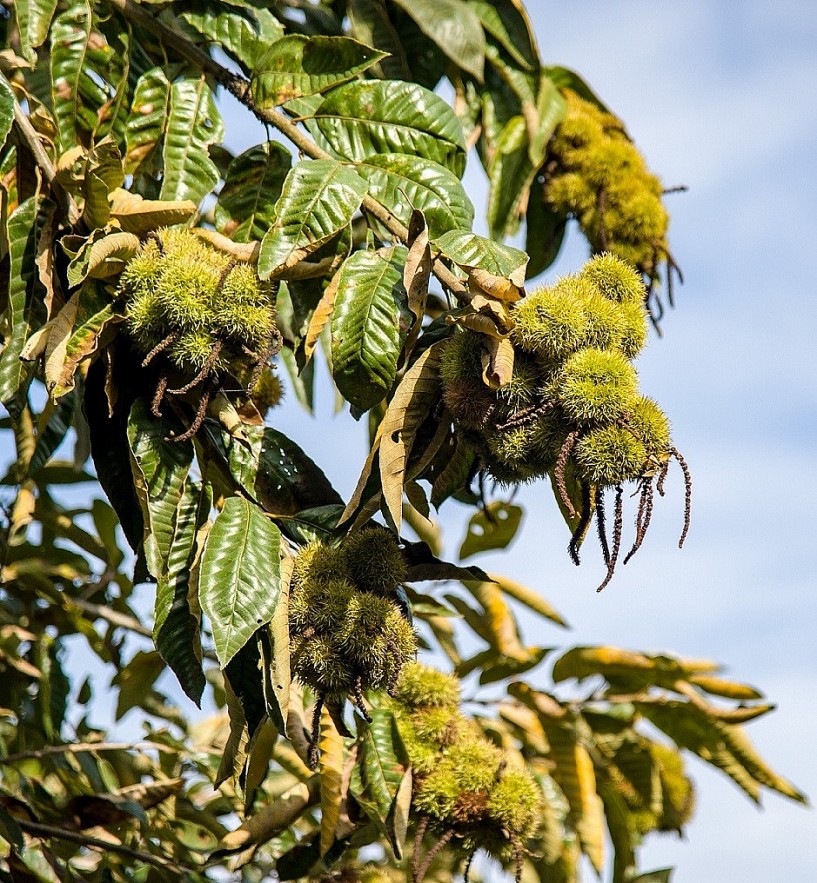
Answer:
[244,716,279,811]
[379,344,443,531]
[319,706,344,856]
[271,553,293,724]
[215,779,318,855]
[304,271,340,363]
[488,572,569,628]
[481,335,514,389]
[467,266,523,302]
[465,580,526,659]
[546,726,605,873]
[687,674,763,702]
[108,189,197,234]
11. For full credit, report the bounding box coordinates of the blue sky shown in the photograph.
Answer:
[2,2,814,880]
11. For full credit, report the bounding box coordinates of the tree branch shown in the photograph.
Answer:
[69,597,153,638]
[105,0,470,301]
[16,818,199,874]
[0,740,175,764]
[70,596,219,662]
[12,102,78,224]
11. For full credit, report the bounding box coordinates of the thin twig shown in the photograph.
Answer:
[12,103,78,224]
[168,380,213,443]
[308,694,324,770]
[106,0,469,301]
[0,741,175,764]
[151,371,169,417]
[595,485,610,565]
[413,815,430,883]
[415,827,455,883]
[166,339,223,394]
[352,674,372,723]
[69,597,152,638]
[16,818,197,874]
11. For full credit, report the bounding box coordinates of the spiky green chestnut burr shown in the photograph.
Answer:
[627,396,671,462]
[574,424,647,486]
[485,768,542,839]
[440,332,498,429]
[342,524,406,595]
[544,90,673,285]
[119,228,279,439]
[580,253,646,305]
[292,539,349,587]
[556,347,639,425]
[250,366,283,415]
[393,662,460,710]
[511,277,595,360]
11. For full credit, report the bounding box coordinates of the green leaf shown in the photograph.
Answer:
[525,177,566,279]
[159,76,225,205]
[0,197,46,404]
[177,1,285,74]
[390,0,485,81]
[543,66,610,112]
[49,0,93,150]
[220,424,342,516]
[627,871,674,883]
[356,154,473,239]
[82,138,125,230]
[258,159,368,279]
[309,80,466,177]
[215,143,292,243]
[91,15,132,145]
[199,496,282,667]
[459,500,523,560]
[432,229,528,282]
[251,35,387,107]
[0,74,15,153]
[330,247,408,412]
[27,393,76,477]
[13,0,59,64]
[486,114,534,239]
[469,0,538,72]
[154,480,208,704]
[350,708,409,856]
[126,398,194,580]
[124,67,171,175]
[347,0,412,81]
[0,803,24,850]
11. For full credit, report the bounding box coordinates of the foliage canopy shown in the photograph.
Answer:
[0,1,805,881]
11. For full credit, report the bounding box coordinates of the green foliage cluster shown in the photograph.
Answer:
[0,0,805,881]
[289,528,416,708]
[544,90,671,281]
